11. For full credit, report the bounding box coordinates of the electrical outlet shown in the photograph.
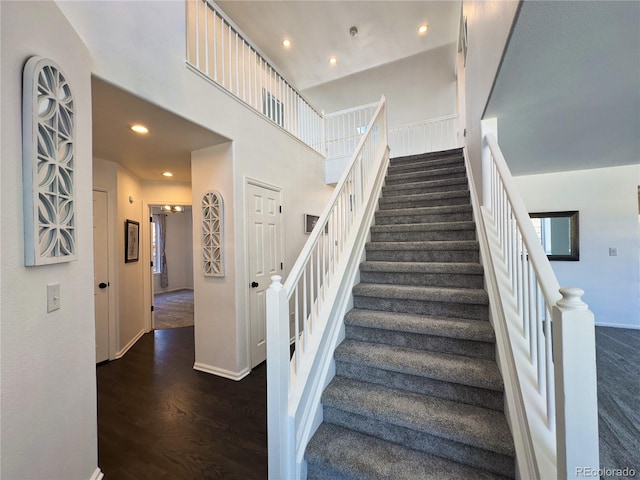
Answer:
[609,248,617,257]
[47,283,60,312]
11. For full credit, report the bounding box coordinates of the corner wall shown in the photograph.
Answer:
[0,2,99,478]
[515,164,640,329]
[461,0,520,195]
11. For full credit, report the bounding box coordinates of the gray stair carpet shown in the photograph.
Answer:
[305,149,516,479]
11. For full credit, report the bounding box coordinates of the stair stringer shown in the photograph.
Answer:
[463,148,554,479]
[292,148,391,480]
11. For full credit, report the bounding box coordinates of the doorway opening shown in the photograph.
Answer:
[149,204,194,330]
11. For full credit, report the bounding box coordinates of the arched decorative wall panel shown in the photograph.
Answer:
[22,56,77,265]
[201,191,224,277]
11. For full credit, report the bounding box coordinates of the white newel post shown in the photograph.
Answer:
[266,275,294,480]
[552,287,599,480]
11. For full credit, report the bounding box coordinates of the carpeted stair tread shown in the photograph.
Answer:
[382,177,468,196]
[344,309,496,342]
[359,261,483,275]
[376,204,471,218]
[385,166,466,185]
[322,377,515,457]
[379,190,470,209]
[370,221,475,234]
[367,240,479,251]
[390,148,463,164]
[335,340,504,392]
[306,423,510,480]
[359,262,484,288]
[387,157,464,175]
[352,283,488,305]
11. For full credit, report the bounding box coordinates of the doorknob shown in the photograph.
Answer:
[251,281,259,288]
[98,282,109,289]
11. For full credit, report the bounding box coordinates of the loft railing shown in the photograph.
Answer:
[388,114,460,157]
[324,101,379,158]
[473,132,599,479]
[266,96,388,479]
[186,0,324,153]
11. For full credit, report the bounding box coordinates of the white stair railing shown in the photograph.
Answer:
[472,133,599,479]
[388,114,460,157]
[266,96,388,480]
[186,0,324,153]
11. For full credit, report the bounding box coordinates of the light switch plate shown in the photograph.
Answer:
[47,283,60,312]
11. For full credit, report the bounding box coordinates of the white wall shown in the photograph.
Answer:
[0,2,99,478]
[515,165,640,329]
[191,143,240,378]
[302,45,458,127]
[153,208,194,293]
[116,166,148,351]
[56,0,333,378]
[462,0,520,195]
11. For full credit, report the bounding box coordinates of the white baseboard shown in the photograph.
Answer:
[155,287,194,294]
[89,467,104,480]
[595,322,640,330]
[115,328,146,359]
[193,362,251,381]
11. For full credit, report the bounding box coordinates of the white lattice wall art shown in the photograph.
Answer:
[201,191,224,276]
[22,56,77,265]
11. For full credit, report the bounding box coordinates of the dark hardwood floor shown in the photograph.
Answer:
[596,327,640,477]
[97,327,267,479]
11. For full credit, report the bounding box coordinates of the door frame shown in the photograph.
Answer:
[243,177,285,369]
[93,188,118,361]
[141,200,193,332]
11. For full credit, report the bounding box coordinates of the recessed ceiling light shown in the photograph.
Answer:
[418,24,429,35]
[130,124,149,134]
[162,171,174,177]
[282,38,291,48]
[329,56,337,65]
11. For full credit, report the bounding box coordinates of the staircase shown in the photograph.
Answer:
[304,148,516,479]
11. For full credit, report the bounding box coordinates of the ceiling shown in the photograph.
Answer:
[485,0,640,176]
[92,77,228,183]
[216,1,460,91]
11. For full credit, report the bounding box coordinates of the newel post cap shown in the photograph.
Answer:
[557,286,588,310]
[269,275,283,290]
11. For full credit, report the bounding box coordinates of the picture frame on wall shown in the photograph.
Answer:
[125,219,140,263]
[304,214,328,234]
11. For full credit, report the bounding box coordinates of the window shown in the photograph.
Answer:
[262,89,284,127]
[151,215,162,273]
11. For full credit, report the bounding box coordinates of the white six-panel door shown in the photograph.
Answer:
[247,182,283,368]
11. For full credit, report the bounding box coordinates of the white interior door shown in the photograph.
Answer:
[247,182,283,368]
[93,190,110,363]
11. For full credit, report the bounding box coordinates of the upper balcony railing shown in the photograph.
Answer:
[389,114,460,158]
[186,0,324,154]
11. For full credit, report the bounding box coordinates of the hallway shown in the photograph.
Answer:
[97,327,267,479]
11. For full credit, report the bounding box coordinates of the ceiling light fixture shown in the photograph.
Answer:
[418,24,429,35]
[162,171,174,177]
[161,205,184,213]
[282,38,291,48]
[130,124,149,134]
[329,56,337,65]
